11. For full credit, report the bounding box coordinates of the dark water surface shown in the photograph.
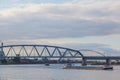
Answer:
[0,64,120,80]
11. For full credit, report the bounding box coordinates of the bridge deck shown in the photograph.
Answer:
[84,56,120,60]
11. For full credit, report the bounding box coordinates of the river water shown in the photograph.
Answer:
[0,64,120,80]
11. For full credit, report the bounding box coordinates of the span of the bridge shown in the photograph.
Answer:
[0,44,120,65]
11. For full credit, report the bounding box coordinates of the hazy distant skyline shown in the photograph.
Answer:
[0,0,120,55]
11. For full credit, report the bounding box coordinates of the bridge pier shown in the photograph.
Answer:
[82,58,87,66]
[106,59,111,65]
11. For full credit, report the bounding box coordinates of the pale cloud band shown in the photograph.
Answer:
[0,0,120,40]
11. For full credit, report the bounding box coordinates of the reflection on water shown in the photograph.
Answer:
[0,64,120,80]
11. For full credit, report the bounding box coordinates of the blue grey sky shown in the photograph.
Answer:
[0,0,120,55]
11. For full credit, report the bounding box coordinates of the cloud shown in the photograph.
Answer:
[0,1,120,40]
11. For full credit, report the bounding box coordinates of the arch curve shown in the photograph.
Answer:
[1,44,84,59]
[79,49,105,57]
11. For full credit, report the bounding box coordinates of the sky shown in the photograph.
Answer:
[0,0,120,56]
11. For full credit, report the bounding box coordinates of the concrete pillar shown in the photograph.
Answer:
[82,58,87,66]
[106,59,111,65]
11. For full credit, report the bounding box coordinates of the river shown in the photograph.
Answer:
[0,64,120,80]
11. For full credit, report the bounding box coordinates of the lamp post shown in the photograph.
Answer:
[0,41,6,64]
[0,40,3,51]
[0,40,4,57]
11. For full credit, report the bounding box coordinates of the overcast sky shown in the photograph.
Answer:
[0,0,120,56]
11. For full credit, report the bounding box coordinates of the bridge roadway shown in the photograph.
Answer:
[84,56,120,60]
[1,56,120,60]
[82,56,120,65]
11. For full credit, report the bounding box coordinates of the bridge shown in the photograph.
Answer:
[0,43,120,65]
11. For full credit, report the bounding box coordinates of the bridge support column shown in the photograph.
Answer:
[82,58,87,66]
[106,59,111,65]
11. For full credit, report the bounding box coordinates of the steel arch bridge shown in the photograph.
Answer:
[0,45,84,60]
[1,44,120,65]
